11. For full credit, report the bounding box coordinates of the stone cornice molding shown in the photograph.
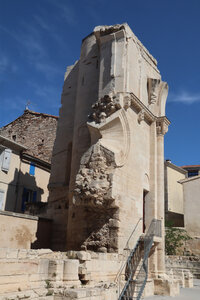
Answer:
[121,92,156,123]
[88,92,170,129]
[165,161,187,175]
[156,116,170,136]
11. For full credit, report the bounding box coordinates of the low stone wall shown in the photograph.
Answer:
[0,210,52,249]
[0,248,122,300]
[1,249,192,299]
[184,238,200,256]
[166,255,200,278]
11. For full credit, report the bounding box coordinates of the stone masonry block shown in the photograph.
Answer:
[63,259,79,282]
[6,249,18,259]
[109,219,120,228]
[77,251,91,261]
[0,248,7,259]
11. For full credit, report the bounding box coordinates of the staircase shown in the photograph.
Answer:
[118,219,162,300]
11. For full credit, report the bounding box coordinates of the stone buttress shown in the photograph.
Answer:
[48,24,169,280]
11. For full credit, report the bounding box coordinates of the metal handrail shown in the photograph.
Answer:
[116,218,143,298]
[124,217,143,250]
[118,219,162,300]
[116,218,143,281]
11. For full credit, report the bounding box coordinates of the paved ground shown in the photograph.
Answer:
[144,279,200,300]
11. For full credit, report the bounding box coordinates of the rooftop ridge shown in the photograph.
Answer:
[0,110,58,129]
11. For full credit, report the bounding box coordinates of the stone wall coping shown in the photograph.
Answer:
[165,161,188,175]
[179,174,200,184]
[0,210,38,220]
[0,209,52,222]
[0,134,27,151]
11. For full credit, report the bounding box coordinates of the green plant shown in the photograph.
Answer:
[165,221,191,255]
[45,279,53,289]
[46,289,53,296]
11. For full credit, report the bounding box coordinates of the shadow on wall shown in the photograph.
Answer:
[31,217,52,249]
[5,168,44,213]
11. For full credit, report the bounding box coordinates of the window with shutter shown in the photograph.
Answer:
[0,190,5,210]
[1,149,12,172]
[29,163,35,175]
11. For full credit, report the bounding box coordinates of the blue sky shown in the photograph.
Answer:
[0,0,200,166]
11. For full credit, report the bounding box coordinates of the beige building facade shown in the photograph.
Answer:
[164,161,200,256]
[164,160,187,227]
[180,175,200,237]
[179,175,200,256]
[0,135,25,211]
[0,110,58,214]
[0,135,50,214]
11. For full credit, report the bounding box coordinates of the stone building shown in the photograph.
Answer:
[0,109,58,164]
[164,160,200,256]
[47,23,178,297]
[181,164,200,177]
[178,174,200,256]
[0,24,191,299]
[0,110,58,213]
[164,160,187,227]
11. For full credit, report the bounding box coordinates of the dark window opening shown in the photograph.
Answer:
[21,188,37,212]
[188,170,199,177]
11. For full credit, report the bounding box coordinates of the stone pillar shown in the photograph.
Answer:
[156,117,169,275]
[148,120,158,278]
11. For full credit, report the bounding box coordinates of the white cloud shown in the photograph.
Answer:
[43,0,76,26]
[1,96,26,111]
[0,56,8,71]
[0,24,45,61]
[168,91,200,104]
[33,15,52,31]
[27,81,61,109]
[34,61,63,79]
[0,55,18,75]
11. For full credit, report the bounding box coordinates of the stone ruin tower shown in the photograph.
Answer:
[48,24,169,278]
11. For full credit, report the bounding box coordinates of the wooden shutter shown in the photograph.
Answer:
[0,190,4,210]
[1,149,12,172]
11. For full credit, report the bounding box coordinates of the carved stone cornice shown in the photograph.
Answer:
[156,117,170,136]
[125,93,156,123]
[138,109,145,124]
[88,92,170,132]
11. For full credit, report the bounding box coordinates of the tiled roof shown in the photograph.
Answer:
[181,165,200,168]
[1,110,58,128]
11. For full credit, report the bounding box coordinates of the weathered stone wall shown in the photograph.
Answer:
[0,248,123,300]
[166,255,200,279]
[48,24,169,265]
[0,210,51,249]
[0,110,58,163]
[1,248,189,299]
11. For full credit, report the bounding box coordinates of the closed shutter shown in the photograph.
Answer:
[1,149,12,172]
[29,163,35,175]
[0,190,4,210]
